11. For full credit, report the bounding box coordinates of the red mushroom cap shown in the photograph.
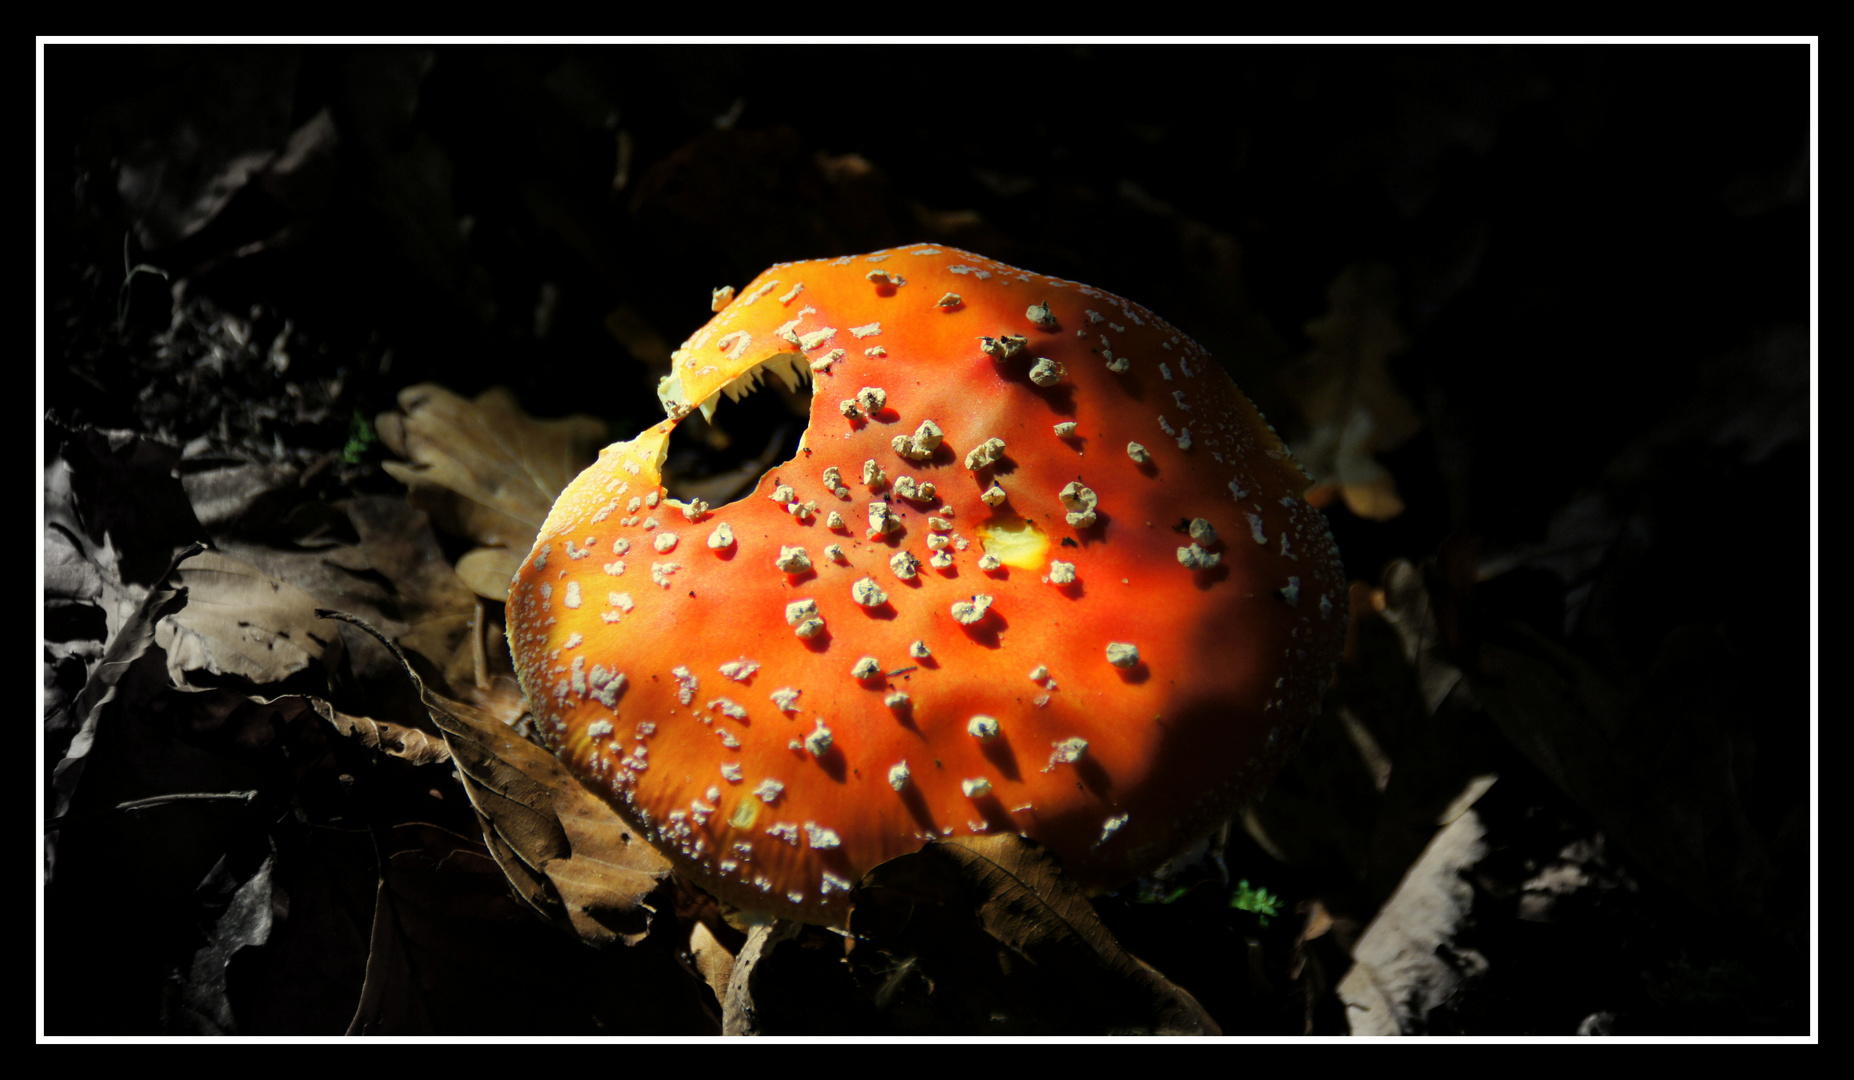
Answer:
[506,244,1344,925]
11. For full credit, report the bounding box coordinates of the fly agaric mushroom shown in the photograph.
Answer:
[506,244,1344,926]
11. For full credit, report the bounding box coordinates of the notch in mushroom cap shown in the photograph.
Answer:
[506,244,1344,926]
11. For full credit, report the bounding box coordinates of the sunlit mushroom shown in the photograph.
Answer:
[506,244,1345,926]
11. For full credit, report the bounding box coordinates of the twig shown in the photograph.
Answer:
[44,789,259,832]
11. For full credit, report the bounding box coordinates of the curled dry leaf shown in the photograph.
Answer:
[309,698,451,766]
[45,426,210,877]
[169,853,280,1034]
[1337,807,1490,1034]
[688,921,736,1009]
[47,541,201,857]
[377,384,607,601]
[720,919,803,1036]
[850,832,1217,1035]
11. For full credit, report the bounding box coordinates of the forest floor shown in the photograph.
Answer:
[42,44,1812,1037]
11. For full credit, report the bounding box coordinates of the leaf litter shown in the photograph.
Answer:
[43,350,1805,1034]
[44,51,1808,1031]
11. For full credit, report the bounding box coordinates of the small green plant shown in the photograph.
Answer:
[1230,879,1282,927]
[342,411,378,465]
[1127,875,1189,904]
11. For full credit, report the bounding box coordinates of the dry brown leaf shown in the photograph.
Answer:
[377,383,608,542]
[432,688,673,946]
[323,610,672,948]
[317,610,671,947]
[721,920,803,1035]
[1337,807,1490,1034]
[453,548,522,606]
[189,496,480,689]
[310,698,451,765]
[376,384,607,600]
[850,833,1217,1035]
[689,921,737,1009]
[1280,262,1422,520]
[155,549,333,688]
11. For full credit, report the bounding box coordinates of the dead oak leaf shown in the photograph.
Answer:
[318,610,670,949]
[377,384,607,601]
[201,496,481,693]
[426,686,673,948]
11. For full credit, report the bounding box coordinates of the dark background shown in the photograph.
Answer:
[43,44,1813,1035]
